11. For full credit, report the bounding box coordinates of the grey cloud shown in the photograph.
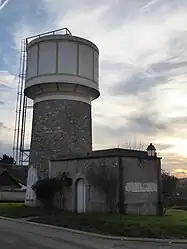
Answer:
[109,70,165,96]
[93,123,148,149]
[100,60,131,72]
[171,116,187,125]
[0,141,13,157]
[148,32,187,76]
[102,0,187,28]
[93,121,174,152]
[0,122,4,129]
[0,83,12,91]
[164,116,187,138]
[93,108,187,172]
[127,112,187,138]
[148,61,187,75]
[0,122,11,131]
[125,112,170,135]
[124,106,187,138]
[94,101,187,149]
[168,31,187,58]
[162,153,187,171]
[105,11,187,97]
[0,101,4,104]
[109,52,187,97]
[93,113,167,142]
[154,143,174,151]
[102,0,154,27]
[44,0,109,17]
[0,124,13,157]
[93,123,128,140]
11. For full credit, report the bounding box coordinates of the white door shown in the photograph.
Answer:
[77,179,86,213]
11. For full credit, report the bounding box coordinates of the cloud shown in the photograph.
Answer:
[0,71,17,103]
[109,31,187,96]
[0,140,13,157]
[1,0,187,173]
[173,168,187,178]
[110,71,164,96]
[126,113,169,135]
[173,168,187,174]
[0,71,17,145]
[0,122,7,129]
[0,121,12,142]
[0,122,11,131]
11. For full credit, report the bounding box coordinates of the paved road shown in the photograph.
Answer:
[0,218,187,249]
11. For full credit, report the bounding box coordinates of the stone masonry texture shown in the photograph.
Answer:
[50,153,161,215]
[29,99,92,178]
[50,156,119,212]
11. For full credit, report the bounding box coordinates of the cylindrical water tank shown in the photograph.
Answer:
[25,34,100,177]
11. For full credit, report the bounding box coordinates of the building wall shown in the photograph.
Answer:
[49,156,119,212]
[29,99,92,178]
[122,157,161,215]
[0,191,25,202]
[50,155,161,215]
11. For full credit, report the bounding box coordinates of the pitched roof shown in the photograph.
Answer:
[0,164,28,186]
[91,148,148,158]
[0,170,22,188]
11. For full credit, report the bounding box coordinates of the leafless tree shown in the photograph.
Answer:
[120,139,147,151]
[86,161,118,212]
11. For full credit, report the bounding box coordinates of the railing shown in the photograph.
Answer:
[25,27,72,44]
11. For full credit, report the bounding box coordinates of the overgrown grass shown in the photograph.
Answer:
[32,209,187,239]
[1,203,187,239]
[0,203,50,218]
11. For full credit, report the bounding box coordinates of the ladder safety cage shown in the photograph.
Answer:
[13,38,27,167]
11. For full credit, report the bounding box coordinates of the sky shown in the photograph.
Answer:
[0,0,187,177]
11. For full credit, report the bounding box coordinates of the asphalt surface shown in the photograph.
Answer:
[0,218,187,249]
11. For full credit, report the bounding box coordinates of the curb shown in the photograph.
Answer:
[0,216,186,244]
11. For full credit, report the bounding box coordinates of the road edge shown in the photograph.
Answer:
[0,215,186,244]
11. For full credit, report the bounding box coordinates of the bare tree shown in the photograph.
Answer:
[120,139,147,151]
[86,161,118,212]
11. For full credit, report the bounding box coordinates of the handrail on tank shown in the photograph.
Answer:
[25,27,72,44]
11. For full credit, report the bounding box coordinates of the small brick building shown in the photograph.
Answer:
[49,148,162,215]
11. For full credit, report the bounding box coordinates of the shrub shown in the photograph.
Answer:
[161,170,177,213]
[32,173,72,208]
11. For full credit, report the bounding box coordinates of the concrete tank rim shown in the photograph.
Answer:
[27,34,99,53]
[24,83,100,101]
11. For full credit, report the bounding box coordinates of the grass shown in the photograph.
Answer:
[1,203,187,239]
[0,203,51,218]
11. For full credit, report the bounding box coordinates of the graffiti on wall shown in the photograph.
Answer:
[125,182,157,192]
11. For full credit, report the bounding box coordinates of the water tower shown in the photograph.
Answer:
[24,29,100,177]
